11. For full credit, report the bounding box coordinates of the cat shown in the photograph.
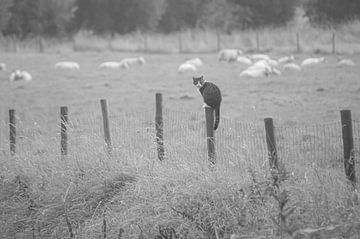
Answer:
[193,76,222,130]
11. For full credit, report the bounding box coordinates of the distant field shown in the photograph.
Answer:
[1,51,360,238]
[0,51,360,124]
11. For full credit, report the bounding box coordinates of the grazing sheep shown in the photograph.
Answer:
[9,70,32,81]
[184,57,203,67]
[0,63,6,71]
[218,49,242,62]
[178,63,197,74]
[240,60,272,78]
[337,59,355,67]
[301,57,325,67]
[236,56,252,65]
[55,61,80,70]
[99,61,121,69]
[250,54,270,61]
[120,57,145,66]
[267,59,279,68]
[283,62,302,72]
[278,55,295,64]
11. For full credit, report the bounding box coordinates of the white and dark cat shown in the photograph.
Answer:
[193,76,222,130]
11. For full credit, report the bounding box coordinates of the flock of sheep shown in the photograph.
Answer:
[0,56,146,82]
[177,48,356,77]
[0,50,356,82]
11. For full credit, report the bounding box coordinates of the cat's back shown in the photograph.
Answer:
[201,82,222,107]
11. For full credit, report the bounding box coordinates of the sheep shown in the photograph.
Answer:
[337,59,355,67]
[218,49,242,62]
[250,54,270,61]
[184,57,203,67]
[283,62,302,72]
[120,56,145,66]
[0,63,6,71]
[55,61,80,70]
[301,57,325,67]
[99,61,122,69]
[278,55,295,64]
[236,56,252,65]
[239,60,272,78]
[178,63,197,74]
[9,70,32,81]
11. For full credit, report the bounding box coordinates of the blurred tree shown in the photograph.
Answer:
[304,0,360,25]
[75,0,166,34]
[0,0,14,34]
[229,0,298,28]
[197,0,240,32]
[4,0,43,38]
[158,0,206,32]
[39,0,77,36]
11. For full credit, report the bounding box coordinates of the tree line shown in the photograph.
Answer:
[0,0,359,39]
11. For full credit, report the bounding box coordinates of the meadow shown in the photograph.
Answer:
[1,28,360,238]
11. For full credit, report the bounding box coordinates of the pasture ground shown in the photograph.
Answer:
[1,52,360,238]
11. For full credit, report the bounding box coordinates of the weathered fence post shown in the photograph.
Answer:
[143,33,148,52]
[100,99,112,155]
[216,30,221,52]
[296,32,301,53]
[178,31,183,53]
[155,93,164,161]
[264,118,278,170]
[340,110,356,185]
[332,32,336,54]
[60,106,68,158]
[256,32,260,52]
[205,107,216,164]
[9,109,16,155]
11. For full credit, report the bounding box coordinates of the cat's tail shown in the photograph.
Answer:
[214,107,220,130]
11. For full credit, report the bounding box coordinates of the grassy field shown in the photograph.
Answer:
[1,48,360,238]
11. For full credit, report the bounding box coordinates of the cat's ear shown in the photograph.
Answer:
[199,75,203,80]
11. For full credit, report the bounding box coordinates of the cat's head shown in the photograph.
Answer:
[193,75,205,89]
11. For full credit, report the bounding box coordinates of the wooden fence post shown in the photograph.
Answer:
[332,32,336,54]
[100,99,112,155]
[296,32,301,53]
[155,93,164,161]
[9,109,16,155]
[216,30,221,52]
[340,110,356,185]
[60,106,68,158]
[264,118,278,170]
[205,107,216,164]
[178,31,183,53]
[256,32,260,52]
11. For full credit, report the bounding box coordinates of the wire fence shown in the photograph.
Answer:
[0,105,360,180]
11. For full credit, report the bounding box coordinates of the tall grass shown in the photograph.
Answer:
[1,108,360,238]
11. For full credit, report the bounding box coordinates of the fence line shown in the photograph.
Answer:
[0,95,359,185]
[0,30,343,54]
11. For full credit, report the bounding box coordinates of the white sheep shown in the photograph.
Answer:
[301,57,325,67]
[267,59,279,68]
[278,55,295,64]
[55,61,80,70]
[240,60,272,78]
[184,57,203,67]
[236,56,252,65]
[99,61,121,69]
[283,62,302,71]
[178,63,197,74]
[0,63,6,71]
[120,56,145,66]
[9,70,32,81]
[250,54,270,61]
[218,49,242,62]
[337,59,355,67]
